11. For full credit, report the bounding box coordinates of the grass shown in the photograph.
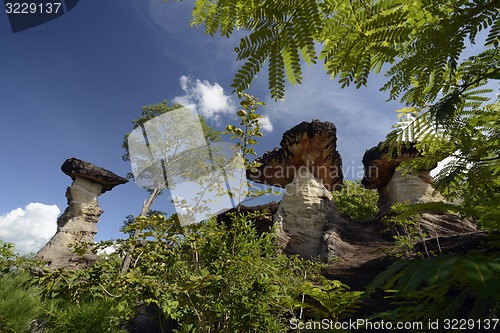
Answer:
[0,271,44,333]
[0,271,125,333]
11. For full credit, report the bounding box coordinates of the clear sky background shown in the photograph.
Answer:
[0,0,408,254]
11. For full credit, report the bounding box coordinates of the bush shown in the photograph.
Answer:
[116,213,317,332]
[0,272,44,333]
[0,241,18,274]
[331,180,378,221]
[44,298,125,333]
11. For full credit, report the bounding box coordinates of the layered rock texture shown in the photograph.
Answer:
[361,143,476,237]
[248,120,343,190]
[35,158,127,270]
[248,120,349,261]
[361,143,443,210]
[274,168,352,261]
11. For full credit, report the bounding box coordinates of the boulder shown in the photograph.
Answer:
[383,170,445,208]
[35,158,127,270]
[248,120,343,190]
[61,157,129,193]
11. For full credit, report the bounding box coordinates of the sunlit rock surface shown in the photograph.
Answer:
[248,120,343,190]
[35,158,127,270]
[274,168,352,261]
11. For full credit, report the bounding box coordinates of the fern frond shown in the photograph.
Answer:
[268,44,286,100]
[485,11,500,47]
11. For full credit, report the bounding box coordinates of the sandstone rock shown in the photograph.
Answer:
[361,143,477,237]
[417,211,477,238]
[383,170,445,208]
[361,143,439,210]
[61,157,129,193]
[35,158,127,270]
[274,168,352,261]
[361,143,424,189]
[248,120,343,190]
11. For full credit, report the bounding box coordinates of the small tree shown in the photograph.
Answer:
[120,100,220,275]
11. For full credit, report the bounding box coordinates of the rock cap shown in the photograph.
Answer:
[248,120,343,190]
[61,158,128,193]
[361,143,435,189]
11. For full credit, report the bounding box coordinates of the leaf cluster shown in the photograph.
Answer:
[223,93,271,200]
[367,254,500,322]
[189,0,322,100]
[330,180,379,221]
[38,213,326,332]
[381,202,428,258]
[299,279,363,322]
[173,0,499,102]
[384,50,499,227]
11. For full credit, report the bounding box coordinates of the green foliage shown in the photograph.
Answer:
[189,0,321,99]
[121,210,167,236]
[299,278,362,321]
[0,240,45,276]
[381,202,426,258]
[224,93,265,172]
[224,93,273,200]
[44,298,125,333]
[38,211,364,332]
[0,272,44,333]
[384,63,500,227]
[171,0,499,101]
[0,270,123,333]
[0,240,17,274]
[40,213,324,332]
[367,254,500,322]
[143,214,323,332]
[330,180,378,221]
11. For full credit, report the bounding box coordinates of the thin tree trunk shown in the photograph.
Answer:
[119,186,162,275]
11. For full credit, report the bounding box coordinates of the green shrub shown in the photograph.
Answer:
[44,298,125,333]
[0,272,44,333]
[0,241,17,274]
[331,180,378,221]
[117,213,317,332]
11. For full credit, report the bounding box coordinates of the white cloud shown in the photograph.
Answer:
[173,75,236,122]
[0,203,59,255]
[97,244,117,256]
[258,116,273,133]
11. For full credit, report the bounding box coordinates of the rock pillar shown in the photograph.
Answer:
[35,158,127,270]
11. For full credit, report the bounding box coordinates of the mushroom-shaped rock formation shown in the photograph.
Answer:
[35,158,127,270]
[361,143,441,210]
[361,144,476,237]
[248,120,343,190]
[247,120,347,261]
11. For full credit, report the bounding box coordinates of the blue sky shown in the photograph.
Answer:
[0,0,406,253]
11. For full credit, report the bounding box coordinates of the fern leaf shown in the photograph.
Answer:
[268,44,286,100]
